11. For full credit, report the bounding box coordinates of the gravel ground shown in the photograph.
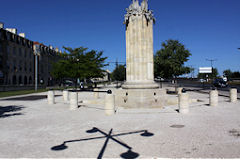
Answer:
[0,88,240,158]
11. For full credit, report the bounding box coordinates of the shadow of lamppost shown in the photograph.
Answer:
[51,127,154,159]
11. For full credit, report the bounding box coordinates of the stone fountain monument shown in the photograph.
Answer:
[122,0,158,89]
[114,0,167,108]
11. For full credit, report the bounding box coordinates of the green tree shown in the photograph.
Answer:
[51,46,108,87]
[223,69,232,79]
[154,39,192,79]
[51,60,69,86]
[232,71,240,78]
[111,65,126,81]
[223,69,240,79]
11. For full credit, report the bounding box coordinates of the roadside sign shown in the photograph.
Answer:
[199,67,212,73]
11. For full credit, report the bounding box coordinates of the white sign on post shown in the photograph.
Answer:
[199,67,212,73]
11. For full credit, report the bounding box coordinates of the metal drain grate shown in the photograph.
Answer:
[170,125,185,128]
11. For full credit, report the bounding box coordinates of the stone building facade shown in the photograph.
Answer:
[0,23,61,88]
[34,42,61,86]
[0,25,34,86]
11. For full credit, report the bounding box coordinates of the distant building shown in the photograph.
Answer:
[0,23,34,86]
[33,42,62,86]
[0,22,61,88]
[92,70,111,82]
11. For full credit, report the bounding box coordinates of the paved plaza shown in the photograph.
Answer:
[0,88,240,158]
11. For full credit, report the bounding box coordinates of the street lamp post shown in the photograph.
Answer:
[33,43,40,91]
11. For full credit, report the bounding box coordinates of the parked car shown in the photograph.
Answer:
[213,79,228,88]
[154,77,164,82]
[63,80,74,87]
[199,79,207,83]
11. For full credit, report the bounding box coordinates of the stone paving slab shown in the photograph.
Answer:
[0,89,240,158]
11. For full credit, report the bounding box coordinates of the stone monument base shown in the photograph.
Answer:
[122,81,159,89]
[114,88,167,108]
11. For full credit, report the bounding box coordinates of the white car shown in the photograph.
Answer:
[199,79,207,83]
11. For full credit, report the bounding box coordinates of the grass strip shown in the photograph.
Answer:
[0,89,47,98]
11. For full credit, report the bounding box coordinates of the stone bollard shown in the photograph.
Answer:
[178,93,189,114]
[69,91,78,110]
[177,87,183,94]
[105,92,115,115]
[48,90,55,105]
[93,88,99,99]
[63,90,69,102]
[210,90,218,106]
[230,88,237,103]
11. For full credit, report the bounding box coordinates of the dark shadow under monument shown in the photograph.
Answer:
[51,127,154,159]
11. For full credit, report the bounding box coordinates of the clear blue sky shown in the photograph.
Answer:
[1,0,240,76]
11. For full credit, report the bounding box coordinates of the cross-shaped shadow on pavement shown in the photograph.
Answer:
[51,127,154,159]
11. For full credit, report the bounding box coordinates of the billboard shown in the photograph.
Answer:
[199,67,212,73]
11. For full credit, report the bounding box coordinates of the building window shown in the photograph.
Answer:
[7,45,10,54]
[29,62,32,72]
[29,76,32,84]
[13,47,16,55]
[13,65,17,72]
[19,61,22,71]
[18,76,22,85]
[24,76,27,85]
[19,48,22,56]
[7,32,11,41]
[41,64,44,74]
[13,59,17,72]
[24,62,27,72]
[24,49,27,58]
[12,75,17,85]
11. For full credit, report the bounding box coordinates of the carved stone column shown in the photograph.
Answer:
[122,0,158,89]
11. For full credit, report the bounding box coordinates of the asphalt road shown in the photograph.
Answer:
[161,80,240,99]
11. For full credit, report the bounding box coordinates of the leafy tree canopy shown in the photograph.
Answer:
[111,65,126,81]
[223,69,240,79]
[154,39,192,79]
[51,46,108,85]
[51,60,69,82]
[223,69,232,79]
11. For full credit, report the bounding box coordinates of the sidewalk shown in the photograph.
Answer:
[0,89,240,158]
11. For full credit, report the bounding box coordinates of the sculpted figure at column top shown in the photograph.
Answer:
[141,0,148,11]
[124,0,155,25]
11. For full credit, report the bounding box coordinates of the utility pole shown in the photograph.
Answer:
[189,65,195,79]
[206,59,217,68]
[206,59,217,86]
